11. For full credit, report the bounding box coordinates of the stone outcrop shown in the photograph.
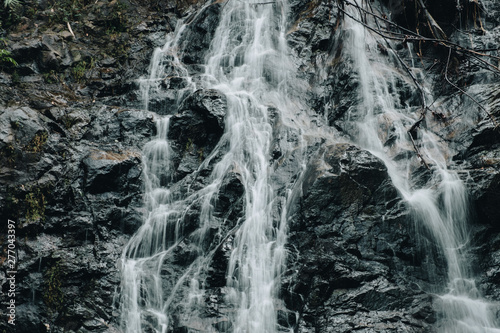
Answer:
[0,103,155,332]
[1,0,500,332]
[283,143,434,332]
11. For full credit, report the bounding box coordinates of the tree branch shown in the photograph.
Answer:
[416,0,447,40]
[444,48,497,127]
[407,110,431,170]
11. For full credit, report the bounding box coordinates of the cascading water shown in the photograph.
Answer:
[341,3,500,332]
[117,20,197,332]
[117,0,498,331]
[117,0,315,332]
[202,2,314,331]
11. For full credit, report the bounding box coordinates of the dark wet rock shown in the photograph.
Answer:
[284,143,432,332]
[168,89,227,177]
[325,57,361,126]
[0,103,153,332]
[288,0,338,55]
[10,38,43,63]
[179,2,222,65]
[441,84,500,228]
[1,107,45,147]
[168,90,227,184]
[40,34,63,70]
[462,148,500,228]
[180,89,226,130]
[83,149,142,194]
[16,61,40,76]
[15,303,47,333]
[213,171,244,223]
[461,84,500,159]
[0,0,196,332]
[2,0,500,332]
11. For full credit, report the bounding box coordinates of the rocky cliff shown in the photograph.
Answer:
[1,0,499,332]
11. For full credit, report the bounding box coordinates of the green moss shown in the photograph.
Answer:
[43,261,65,313]
[6,190,20,214]
[43,70,59,84]
[46,0,90,25]
[72,61,87,83]
[185,138,193,152]
[198,148,204,162]
[25,188,46,222]
[25,5,37,19]
[25,131,48,153]
[110,41,130,61]
[0,48,17,69]
[105,1,129,34]
[0,143,16,165]
[61,115,77,129]
[10,70,20,84]
[71,58,95,84]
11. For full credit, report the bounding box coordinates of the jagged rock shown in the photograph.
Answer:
[463,140,500,228]
[40,34,63,70]
[285,143,431,332]
[0,103,152,333]
[16,61,39,76]
[168,88,226,162]
[288,0,338,54]
[10,39,43,63]
[16,303,46,333]
[2,0,500,332]
[180,88,226,130]
[165,89,227,182]
[82,149,141,194]
[0,107,46,148]
[179,2,222,65]
[213,171,244,222]
[439,84,500,228]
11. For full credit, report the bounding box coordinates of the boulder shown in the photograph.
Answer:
[83,149,142,194]
[179,2,223,65]
[284,143,432,332]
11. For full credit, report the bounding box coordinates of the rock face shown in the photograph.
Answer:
[284,144,434,332]
[1,0,500,332]
[0,104,155,333]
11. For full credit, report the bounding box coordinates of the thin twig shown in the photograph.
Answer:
[444,48,497,126]
[416,0,447,40]
[345,0,422,37]
[344,0,500,65]
[407,109,430,169]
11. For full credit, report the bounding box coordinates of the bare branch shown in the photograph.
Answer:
[444,48,498,127]
[337,0,498,167]
[416,0,447,40]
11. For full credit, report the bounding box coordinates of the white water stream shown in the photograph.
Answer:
[202,1,298,331]
[118,0,315,332]
[117,0,499,331]
[342,4,500,333]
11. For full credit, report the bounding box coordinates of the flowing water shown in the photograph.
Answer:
[342,4,500,333]
[118,0,499,331]
[201,2,297,331]
[118,0,316,332]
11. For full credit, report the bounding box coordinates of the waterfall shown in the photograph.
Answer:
[202,1,312,331]
[116,0,499,331]
[117,0,314,332]
[341,3,500,332]
[117,20,196,331]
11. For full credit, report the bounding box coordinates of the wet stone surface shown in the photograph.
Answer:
[1,0,500,332]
